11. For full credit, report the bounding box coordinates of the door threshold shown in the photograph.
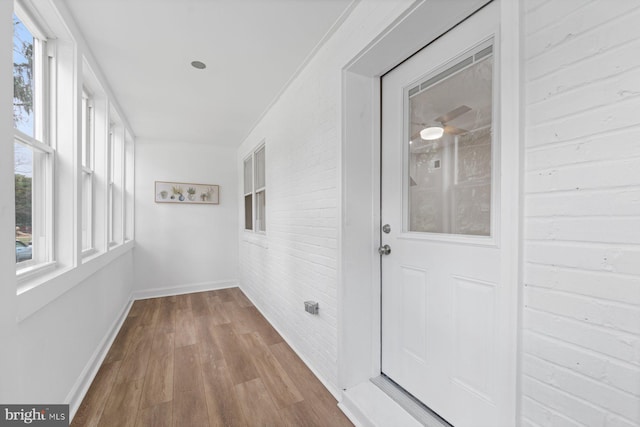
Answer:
[371,375,452,427]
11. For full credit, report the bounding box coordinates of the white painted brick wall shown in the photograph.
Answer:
[523,1,640,426]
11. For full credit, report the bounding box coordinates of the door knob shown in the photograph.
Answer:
[378,244,391,256]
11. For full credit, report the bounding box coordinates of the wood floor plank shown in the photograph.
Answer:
[115,327,154,384]
[135,402,172,427]
[71,361,121,427]
[201,359,247,427]
[268,341,329,399]
[211,323,258,385]
[204,291,225,306]
[175,294,191,311]
[279,400,329,427]
[240,332,303,409]
[189,292,212,317]
[235,378,283,427]
[174,309,197,348]
[224,300,283,345]
[128,300,147,318]
[172,387,209,427]
[140,298,162,327]
[222,301,255,335]
[212,288,237,303]
[204,298,231,326]
[156,298,176,333]
[245,306,283,345]
[97,378,143,427]
[269,341,352,426]
[229,287,253,308]
[103,316,140,364]
[193,316,225,364]
[152,328,174,352]
[140,332,174,409]
[173,344,203,393]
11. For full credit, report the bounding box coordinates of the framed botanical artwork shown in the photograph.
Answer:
[155,181,219,204]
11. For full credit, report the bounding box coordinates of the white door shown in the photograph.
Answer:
[381,3,511,426]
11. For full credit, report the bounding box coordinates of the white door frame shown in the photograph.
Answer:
[338,0,522,424]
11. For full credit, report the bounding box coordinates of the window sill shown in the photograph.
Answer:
[81,247,98,259]
[16,260,57,282]
[16,240,135,322]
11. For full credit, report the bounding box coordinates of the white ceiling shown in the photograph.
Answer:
[62,0,354,145]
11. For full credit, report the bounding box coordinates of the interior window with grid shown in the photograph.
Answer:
[243,144,266,232]
[244,155,253,230]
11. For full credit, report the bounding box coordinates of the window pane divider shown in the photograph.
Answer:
[14,130,54,155]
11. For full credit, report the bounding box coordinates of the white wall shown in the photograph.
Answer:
[521,1,640,426]
[15,254,133,403]
[134,140,239,297]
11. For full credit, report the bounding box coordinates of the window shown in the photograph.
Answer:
[10,0,137,314]
[407,42,493,236]
[13,6,53,270]
[243,144,266,232]
[81,90,94,253]
[243,156,253,230]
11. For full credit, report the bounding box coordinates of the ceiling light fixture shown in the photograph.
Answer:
[191,60,206,70]
[420,125,444,140]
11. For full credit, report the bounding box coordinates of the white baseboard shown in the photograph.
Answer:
[66,298,133,421]
[238,286,342,401]
[131,279,239,300]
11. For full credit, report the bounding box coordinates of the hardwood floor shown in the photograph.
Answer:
[72,288,353,427]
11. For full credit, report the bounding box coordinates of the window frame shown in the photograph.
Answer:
[107,119,125,248]
[243,155,253,231]
[13,2,55,276]
[243,142,266,234]
[107,123,115,246]
[80,88,96,256]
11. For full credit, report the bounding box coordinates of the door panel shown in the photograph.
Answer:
[381,3,506,426]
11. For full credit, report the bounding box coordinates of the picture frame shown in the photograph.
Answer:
[155,181,219,204]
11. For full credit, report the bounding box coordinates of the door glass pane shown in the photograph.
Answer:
[407,43,493,236]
